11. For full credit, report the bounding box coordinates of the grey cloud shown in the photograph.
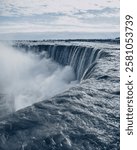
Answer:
[0,12,65,25]
[0,1,47,17]
[74,7,119,16]
[30,13,64,23]
[79,16,119,25]
[0,2,19,16]
[71,7,119,26]
[92,7,119,14]
[107,0,112,3]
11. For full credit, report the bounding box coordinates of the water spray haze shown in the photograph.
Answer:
[0,43,76,113]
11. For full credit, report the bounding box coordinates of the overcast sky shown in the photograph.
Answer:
[0,0,120,40]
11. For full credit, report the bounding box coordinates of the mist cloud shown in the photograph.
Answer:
[0,43,76,112]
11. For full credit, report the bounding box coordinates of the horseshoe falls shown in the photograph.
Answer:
[0,40,120,150]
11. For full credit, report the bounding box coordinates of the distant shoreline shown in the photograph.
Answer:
[1,38,120,44]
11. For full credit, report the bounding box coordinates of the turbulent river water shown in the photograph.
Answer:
[0,40,120,150]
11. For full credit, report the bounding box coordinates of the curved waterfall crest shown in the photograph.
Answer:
[15,43,108,80]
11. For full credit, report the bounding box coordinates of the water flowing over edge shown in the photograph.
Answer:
[14,42,110,81]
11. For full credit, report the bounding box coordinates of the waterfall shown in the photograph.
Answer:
[15,43,107,80]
